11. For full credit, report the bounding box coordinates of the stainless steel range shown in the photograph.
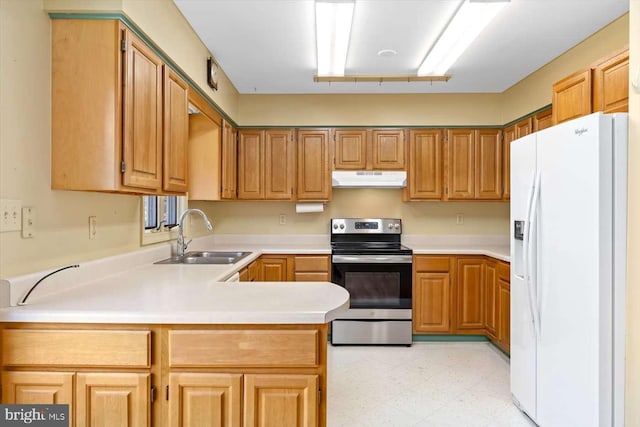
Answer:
[330,218,413,346]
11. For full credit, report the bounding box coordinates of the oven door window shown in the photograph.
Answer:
[332,263,411,309]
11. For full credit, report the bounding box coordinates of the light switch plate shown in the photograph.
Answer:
[21,207,35,238]
[0,199,22,232]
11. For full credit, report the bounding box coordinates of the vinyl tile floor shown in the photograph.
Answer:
[327,342,537,427]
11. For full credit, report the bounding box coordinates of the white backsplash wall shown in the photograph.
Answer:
[190,189,510,236]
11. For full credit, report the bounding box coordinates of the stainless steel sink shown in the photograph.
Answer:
[154,251,252,265]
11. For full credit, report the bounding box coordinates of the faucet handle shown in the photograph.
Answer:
[184,239,192,249]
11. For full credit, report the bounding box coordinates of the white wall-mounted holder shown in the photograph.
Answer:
[632,66,640,93]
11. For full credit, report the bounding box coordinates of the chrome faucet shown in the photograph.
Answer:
[176,209,213,256]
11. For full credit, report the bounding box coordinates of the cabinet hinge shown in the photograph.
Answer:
[166,385,169,400]
[120,161,126,173]
[120,39,127,52]
[150,385,156,403]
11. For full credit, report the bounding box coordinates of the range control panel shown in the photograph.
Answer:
[331,218,402,234]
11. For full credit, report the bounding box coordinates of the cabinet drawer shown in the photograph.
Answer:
[497,261,510,282]
[294,272,329,282]
[2,329,150,368]
[414,256,451,272]
[168,329,319,367]
[294,256,329,272]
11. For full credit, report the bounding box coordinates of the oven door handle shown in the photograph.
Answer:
[332,255,413,264]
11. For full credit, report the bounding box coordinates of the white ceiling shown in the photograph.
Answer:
[174,0,629,94]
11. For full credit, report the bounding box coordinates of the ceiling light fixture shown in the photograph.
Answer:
[418,0,509,76]
[315,0,355,76]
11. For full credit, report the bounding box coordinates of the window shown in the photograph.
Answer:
[141,195,187,245]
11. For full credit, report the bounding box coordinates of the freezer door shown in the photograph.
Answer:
[509,132,538,422]
[535,112,614,427]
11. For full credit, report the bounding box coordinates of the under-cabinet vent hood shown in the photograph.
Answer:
[331,171,407,188]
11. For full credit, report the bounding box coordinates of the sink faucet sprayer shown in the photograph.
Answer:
[177,209,213,256]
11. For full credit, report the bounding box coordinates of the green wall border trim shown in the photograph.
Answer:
[412,334,489,342]
[236,124,505,130]
[48,12,238,128]
[503,104,552,128]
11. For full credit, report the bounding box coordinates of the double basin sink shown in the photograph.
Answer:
[155,251,252,265]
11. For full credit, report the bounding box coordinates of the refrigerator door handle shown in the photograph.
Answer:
[527,170,542,340]
[522,171,538,336]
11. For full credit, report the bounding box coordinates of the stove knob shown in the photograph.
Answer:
[394,224,400,230]
[333,224,338,230]
[339,224,345,230]
[387,223,393,230]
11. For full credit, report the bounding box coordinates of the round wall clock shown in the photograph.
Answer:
[207,57,218,91]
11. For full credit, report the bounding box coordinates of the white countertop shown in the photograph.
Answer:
[0,233,509,324]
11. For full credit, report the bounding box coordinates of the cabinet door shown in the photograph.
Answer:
[407,129,442,200]
[239,267,249,282]
[248,260,261,282]
[456,258,485,332]
[446,129,475,199]
[294,256,330,282]
[475,129,502,200]
[502,125,515,201]
[371,129,405,170]
[238,130,264,199]
[265,130,295,200]
[260,256,291,281]
[297,129,331,201]
[221,120,238,199]
[484,260,498,339]
[244,374,318,427]
[413,272,451,333]
[2,372,74,423]
[169,372,242,427]
[593,48,629,114]
[76,372,149,427]
[122,29,164,191]
[334,129,367,170]
[163,68,189,193]
[498,280,511,353]
[533,108,553,131]
[552,68,592,125]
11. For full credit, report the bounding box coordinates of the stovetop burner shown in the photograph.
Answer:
[330,218,412,255]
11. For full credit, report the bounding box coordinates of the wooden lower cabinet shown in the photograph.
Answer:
[240,260,261,282]
[498,281,511,354]
[76,372,150,427]
[455,258,485,333]
[244,374,318,427]
[413,256,453,333]
[168,372,242,427]
[260,255,293,281]
[294,255,330,282]
[484,260,498,339]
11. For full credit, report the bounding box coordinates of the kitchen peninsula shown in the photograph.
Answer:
[0,247,349,427]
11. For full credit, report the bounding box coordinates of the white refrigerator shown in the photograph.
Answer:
[510,112,627,427]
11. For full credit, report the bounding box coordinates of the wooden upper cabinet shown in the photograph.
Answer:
[446,129,475,200]
[297,129,331,201]
[122,28,164,191]
[238,129,295,200]
[221,120,237,199]
[552,68,592,125]
[51,20,186,194]
[238,130,264,199]
[502,125,516,201]
[593,47,629,114]
[334,129,367,170]
[163,68,189,193]
[406,129,443,200]
[533,108,553,131]
[475,129,502,200]
[264,130,295,199]
[371,129,406,170]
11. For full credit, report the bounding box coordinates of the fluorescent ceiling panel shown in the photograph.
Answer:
[316,0,355,76]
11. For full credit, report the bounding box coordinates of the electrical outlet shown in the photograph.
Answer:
[279,214,286,225]
[89,216,97,240]
[456,214,464,225]
[21,207,35,238]
[0,199,22,232]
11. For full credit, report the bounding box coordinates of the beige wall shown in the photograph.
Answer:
[191,191,509,236]
[501,14,629,123]
[238,93,503,127]
[626,1,639,425]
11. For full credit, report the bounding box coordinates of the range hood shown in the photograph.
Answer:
[331,171,407,188]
